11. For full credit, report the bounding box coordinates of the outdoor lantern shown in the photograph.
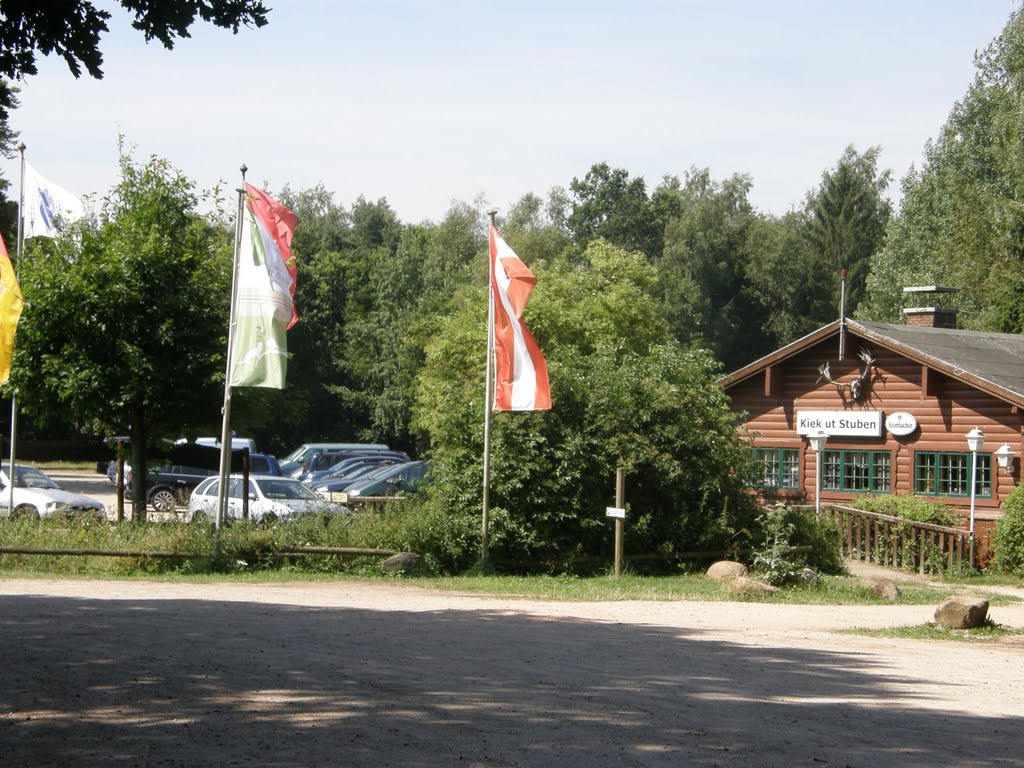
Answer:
[807,430,829,454]
[965,427,985,453]
[996,443,1016,471]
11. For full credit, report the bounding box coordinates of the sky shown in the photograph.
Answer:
[3,1,1022,223]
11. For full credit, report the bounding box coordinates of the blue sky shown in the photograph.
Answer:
[3,1,1020,223]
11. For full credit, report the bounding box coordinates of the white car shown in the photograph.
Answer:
[186,474,343,523]
[0,463,106,520]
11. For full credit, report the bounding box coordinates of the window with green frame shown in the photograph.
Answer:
[914,452,991,498]
[821,449,891,493]
[752,447,800,490]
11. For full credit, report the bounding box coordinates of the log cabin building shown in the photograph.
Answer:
[720,296,1024,540]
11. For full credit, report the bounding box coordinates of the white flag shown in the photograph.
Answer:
[23,161,85,239]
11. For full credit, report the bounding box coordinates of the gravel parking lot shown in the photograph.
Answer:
[6,471,1024,766]
[1,576,1024,767]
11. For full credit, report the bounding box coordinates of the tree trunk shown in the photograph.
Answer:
[130,405,148,523]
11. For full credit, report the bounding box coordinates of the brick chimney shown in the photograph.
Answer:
[902,286,959,329]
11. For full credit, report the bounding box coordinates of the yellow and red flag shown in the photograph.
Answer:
[0,232,24,384]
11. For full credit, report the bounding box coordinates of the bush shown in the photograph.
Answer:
[993,483,1024,576]
[750,504,844,585]
[852,495,959,527]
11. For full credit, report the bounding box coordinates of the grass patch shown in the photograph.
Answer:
[847,622,1024,642]
[1,517,1023,606]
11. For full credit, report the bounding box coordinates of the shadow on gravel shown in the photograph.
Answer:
[0,595,1020,767]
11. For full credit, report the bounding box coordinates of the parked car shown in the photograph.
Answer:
[0,463,106,520]
[310,459,411,500]
[247,453,282,476]
[279,442,391,476]
[126,454,280,512]
[186,474,343,524]
[195,436,258,453]
[342,461,430,501]
[299,454,407,483]
[145,465,218,512]
[296,450,410,483]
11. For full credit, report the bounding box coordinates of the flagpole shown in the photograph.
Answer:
[214,165,247,556]
[481,210,499,564]
[6,144,25,515]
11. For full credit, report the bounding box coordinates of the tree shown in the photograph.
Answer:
[655,168,764,369]
[9,148,233,514]
[337,202,481,452]
[0,0,269,113]
[0,80,18,241]
[568,163,663,259]
[804,145,891,317]
[744,210,824,347]
[860,9,1024,329]
[414,239,758,571]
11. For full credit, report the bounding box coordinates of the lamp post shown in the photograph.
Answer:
[965,427,985,568]
[807,429,829,516]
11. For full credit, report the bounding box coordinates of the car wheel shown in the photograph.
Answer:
[150,488,176,513]
[13,504,40,520]
[191,510,209,524]
[258,511,278,526]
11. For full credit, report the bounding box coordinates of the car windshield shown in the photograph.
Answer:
[255,478,319,501]
[2,464,60,490]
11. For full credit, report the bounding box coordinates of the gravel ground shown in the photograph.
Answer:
[3,470,1023,766]
[1,577,1023,768]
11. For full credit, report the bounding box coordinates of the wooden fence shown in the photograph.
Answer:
[818,504,971,574]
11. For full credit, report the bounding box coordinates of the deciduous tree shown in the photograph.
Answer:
[9,148,232,514]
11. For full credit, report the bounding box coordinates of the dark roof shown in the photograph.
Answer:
[721,319,1024,408]
[854,321,1024,404]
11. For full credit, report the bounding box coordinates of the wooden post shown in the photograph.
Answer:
[115,443,124,523]
[614,468,625,577]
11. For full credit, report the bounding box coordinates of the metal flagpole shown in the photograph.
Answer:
[481,210,498,564]
[7,143,26,515]
[213,165,247,556]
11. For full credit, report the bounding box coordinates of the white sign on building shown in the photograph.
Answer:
[796,410,882,437]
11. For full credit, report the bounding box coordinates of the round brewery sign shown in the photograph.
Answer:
[885,411,918,436]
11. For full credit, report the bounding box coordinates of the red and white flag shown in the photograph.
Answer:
[489,224,551,411]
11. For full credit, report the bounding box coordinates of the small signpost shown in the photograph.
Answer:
[607,468,626,577]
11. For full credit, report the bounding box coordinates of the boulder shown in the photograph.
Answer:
[934,595,990,629]
[728,576,779,597]
[380,552,423,575]
[865,577,901,602]
[706,561,748,583]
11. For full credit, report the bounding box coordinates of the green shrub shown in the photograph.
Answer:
[852,495,959,527]
[993,483,1024,576]
[750,504,844,585]
[346,499,478,574]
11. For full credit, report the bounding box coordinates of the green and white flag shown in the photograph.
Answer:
[229,183,297,389]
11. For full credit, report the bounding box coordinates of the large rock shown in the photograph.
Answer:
[727,576,779,597]
[934,595,990,629]
[380,552,423,574]
[706,561,748,583]
[865,577,901,602]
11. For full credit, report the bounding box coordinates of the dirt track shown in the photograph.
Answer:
[1,577,1023,767]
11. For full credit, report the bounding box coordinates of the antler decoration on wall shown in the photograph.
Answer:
[817,349,877,403]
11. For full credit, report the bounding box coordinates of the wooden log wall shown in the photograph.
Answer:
[728,334,1023,519]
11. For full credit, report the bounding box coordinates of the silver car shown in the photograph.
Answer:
[187,474,343,523]
[0,463,106,519]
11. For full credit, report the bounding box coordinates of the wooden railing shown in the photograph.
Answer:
[817,504,971,574]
